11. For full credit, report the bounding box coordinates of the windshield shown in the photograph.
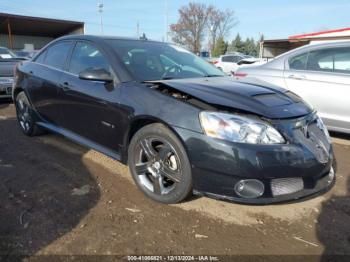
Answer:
[0,47,17,60]
[108,40,225,81]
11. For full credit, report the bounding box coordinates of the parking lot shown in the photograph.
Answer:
[0,101,349,258]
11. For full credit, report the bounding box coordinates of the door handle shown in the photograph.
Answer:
[61,82,71,92]
[288,74,306,80]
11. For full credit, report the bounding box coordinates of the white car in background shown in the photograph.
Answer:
[235,41,350,134]
[213,53,259,75]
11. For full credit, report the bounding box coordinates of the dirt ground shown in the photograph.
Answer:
[0,101,349,261]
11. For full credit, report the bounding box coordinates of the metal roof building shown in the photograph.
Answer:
[260,27,350,59]
[0,13,84,51]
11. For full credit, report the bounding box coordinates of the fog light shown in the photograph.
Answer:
[234,179,265,199]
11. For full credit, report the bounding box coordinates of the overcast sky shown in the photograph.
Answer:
[1,0,350,42]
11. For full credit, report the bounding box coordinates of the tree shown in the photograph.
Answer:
[216,9,238,40]
[211,36,228,57]
[208,8,237,52]
[170,3,212,53]
[227,34,243,53]
[226,34,262,57]
[170,3,237,53]
[243,38,257,56]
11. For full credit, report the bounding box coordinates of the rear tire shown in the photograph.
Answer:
[15,91,45,136]
[128,123,192,204]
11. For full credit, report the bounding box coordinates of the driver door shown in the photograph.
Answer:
[58,41,122,152]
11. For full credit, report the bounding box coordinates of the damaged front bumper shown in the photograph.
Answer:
[173,112,336,204]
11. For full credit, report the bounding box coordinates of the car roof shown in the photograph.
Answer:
[55,34,165,45]
[258,40,350,69]
[275,40,350,59]
[304,40,350,49]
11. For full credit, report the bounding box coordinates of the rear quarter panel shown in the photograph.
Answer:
[237,66,287,88]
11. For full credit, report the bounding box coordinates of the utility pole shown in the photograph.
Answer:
[164,0,168,42]
[97,1,104,34]
[137,21,140,38]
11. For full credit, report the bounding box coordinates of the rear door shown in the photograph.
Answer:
[26,41,74,126]
[284,47,350,132]
[58,41,123,151]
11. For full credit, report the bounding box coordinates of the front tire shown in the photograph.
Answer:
[15,91,44,136]
[128,123,192,204]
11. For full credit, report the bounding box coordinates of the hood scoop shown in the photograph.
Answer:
[251,93,293,107]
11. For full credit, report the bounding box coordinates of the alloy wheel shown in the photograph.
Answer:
[134,137,182,195]
[16,97,32,133]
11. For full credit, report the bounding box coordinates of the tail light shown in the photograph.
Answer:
[212,60,219,65]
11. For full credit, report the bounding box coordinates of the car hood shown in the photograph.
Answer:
[148,77,312,119]
[0,58,24,77]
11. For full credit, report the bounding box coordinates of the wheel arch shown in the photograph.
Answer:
[121,115,188,164]
[12,87,24,101]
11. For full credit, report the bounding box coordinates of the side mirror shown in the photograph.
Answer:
[79,68,113,83]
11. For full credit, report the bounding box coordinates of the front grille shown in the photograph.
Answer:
[0,85,12,96]
[271,177,304,197]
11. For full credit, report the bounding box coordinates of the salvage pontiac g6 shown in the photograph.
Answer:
[13,35,336,204]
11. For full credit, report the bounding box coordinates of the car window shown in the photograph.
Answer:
[333,48,350,74]
[108,40,224,81]
[159,55,178,70]
[34,51,47,64]
[289,52,308,70]
[44,41,72,70]
[232,56,242,63]
[0,47,17,60]
[68,42,111,75]
[307,49,334,72]
[222,56,233,62]
[304,47,350,74]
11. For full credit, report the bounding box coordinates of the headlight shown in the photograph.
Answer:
[199,111,285,144]
[316,115,331,143]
